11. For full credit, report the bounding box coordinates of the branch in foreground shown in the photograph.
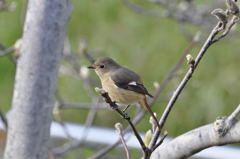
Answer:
[149,21,222,149]
[214,104,240,137]
[115,123,131,159]
[149,15,239,149]
[88,31,198,159]
[151,107,240,159]
[96,88,150,157]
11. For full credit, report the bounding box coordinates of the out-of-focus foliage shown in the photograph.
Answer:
[0,0,240,146]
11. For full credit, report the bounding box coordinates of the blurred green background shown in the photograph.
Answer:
[0,0,240,158]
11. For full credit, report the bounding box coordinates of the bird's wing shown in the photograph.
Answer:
[111,67,153,97]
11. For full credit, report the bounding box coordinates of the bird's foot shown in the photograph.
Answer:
[122,112,130,120]
[109,101,118,110]
[122,104,131,113]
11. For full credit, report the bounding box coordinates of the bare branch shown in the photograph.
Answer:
[149,31,200,106]
[88,141,121,159]
[52,94,99,156]
[0,47,14,57]
[52,106,98,156]
[151,115,240,159]
[122,0,226,30]
[152,131,168,151]
[149,20,234,149]
[52,105,73,140]
[121,0,168,17]
[212,16,239,43]
[228,104,240,122]
[149,12,239,151]
[96,88,150,157]
[214,104,240,137]
[79,39,95,64]
[115,123,131,159]
[87,33,196,159]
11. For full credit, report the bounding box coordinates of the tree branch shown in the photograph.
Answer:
[151,105,240,159]
[115,123,131,159]
[88,32,198,159]
[96,88,150,158]
[149,21,224,149]
[149,13,239,149]
[228,104,240,122]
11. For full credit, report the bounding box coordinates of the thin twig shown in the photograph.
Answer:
[152,131,168,151]
[52,43,100,156]
[53,93,74,139]
[62,51,96,98]
[149,16,238,149]
[212,16,239,43]
[88,35,196,159]
[59,101,107,109]
[88,141,121,159]
[121,0,168,17]
[149,31,200,106]
[79,39,95,64]
[214,104,240,136]
[123,0,226,30]
[0,47,14,56]
[115,123,131,159]
[52,105,73,140]
[52,95,99,156]
[228,104,240,122]
[96,88,150,156]
[149,22,223,149]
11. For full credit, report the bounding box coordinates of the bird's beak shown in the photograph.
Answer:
[88,65,96,69]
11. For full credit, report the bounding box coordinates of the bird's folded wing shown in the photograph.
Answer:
[111,68,153,97]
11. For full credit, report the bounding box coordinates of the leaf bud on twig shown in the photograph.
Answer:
[225,0,240,15]
[144,130,152,147]
[211,9,228,28]
[115,122,123,133]
[186,54,195,66]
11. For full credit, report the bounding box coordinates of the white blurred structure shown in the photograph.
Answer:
[0,121,240,159]
[51,122,240,159]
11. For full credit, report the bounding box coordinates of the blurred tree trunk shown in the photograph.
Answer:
[3,0,71,159]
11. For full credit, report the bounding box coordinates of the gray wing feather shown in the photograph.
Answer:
[111,68,153,97]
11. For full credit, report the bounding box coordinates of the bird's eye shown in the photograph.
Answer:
[100,65,105,68]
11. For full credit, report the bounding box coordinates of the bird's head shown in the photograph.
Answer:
[88,57,120,78]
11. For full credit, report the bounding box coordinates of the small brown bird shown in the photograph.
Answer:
[88,57,160,130]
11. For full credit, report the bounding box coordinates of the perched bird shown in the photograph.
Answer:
[88,57,161,130]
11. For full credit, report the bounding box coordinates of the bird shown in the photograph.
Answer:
[88,57,161,130]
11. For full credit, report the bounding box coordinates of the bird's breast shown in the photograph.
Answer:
[101,76,144,104]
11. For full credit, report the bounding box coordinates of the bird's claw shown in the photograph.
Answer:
[122,104,131,113]
[122,112,130,120]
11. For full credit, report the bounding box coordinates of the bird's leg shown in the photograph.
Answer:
[110,101,118,110]
[122,104,131,113]
[122,112,130,120]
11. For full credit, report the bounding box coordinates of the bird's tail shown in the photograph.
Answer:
[139,97,161,131]
[139,97,149,110]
